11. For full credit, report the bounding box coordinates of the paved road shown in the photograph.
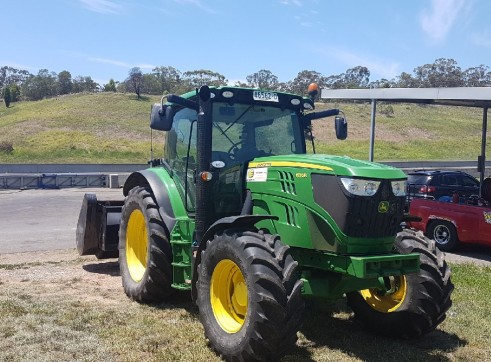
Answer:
[0,188,123,254]
[0,187,490,267]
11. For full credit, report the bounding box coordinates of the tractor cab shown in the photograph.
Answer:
[150,85,345,219]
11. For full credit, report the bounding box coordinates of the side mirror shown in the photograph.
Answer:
[335,116,347,140]
[150,103,174,131]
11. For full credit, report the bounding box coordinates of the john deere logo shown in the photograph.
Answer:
[378,201,389,213]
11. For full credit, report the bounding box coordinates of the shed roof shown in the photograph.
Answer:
[321,87,491,107]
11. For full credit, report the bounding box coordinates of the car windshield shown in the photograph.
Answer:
[407,175,431,185]
[211,102,304,156]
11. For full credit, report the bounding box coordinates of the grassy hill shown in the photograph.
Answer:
[0,92,487,163]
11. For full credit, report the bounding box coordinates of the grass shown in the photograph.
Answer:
[0,93,163,163]
[0,93,488,163]
[0,255,490,362]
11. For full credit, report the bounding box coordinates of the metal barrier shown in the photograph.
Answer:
[0,173,108,189]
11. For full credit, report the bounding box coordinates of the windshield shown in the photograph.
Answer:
[211,102,304,162]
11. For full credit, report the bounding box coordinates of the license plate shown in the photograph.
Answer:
[253,91,279,102]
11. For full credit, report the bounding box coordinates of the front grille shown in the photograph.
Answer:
[312,174,405,238]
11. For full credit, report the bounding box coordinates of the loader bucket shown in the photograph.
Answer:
[76,193,124,258]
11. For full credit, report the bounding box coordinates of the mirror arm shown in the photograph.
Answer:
[305,108,340,121]
[167,94,199,111]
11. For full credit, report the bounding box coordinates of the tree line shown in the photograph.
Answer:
[2,58,491,107]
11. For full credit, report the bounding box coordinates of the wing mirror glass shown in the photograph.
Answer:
[335,116,347,140]
[150,103,174,131]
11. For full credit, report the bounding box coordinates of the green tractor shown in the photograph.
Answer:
[77,84,453,361]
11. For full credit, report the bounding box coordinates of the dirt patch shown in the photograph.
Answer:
[0,249,125,305]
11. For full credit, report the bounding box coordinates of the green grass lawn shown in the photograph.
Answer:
[0,253,489,362]
[0,92,488,163]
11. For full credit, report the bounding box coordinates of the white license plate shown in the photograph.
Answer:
[253,91,279,102]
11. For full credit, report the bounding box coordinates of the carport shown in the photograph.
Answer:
[320,87,491,196]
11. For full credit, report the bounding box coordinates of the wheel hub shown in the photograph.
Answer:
[126,209,148,282]
[434,225,450,244]
[210,259,248,333]
[360,275,407,313]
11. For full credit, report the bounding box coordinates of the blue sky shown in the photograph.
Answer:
[2,0,491,86]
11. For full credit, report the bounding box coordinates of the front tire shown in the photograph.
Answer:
[428,220,459,251]
[347,229,453,338]
[197,230,304,361]
[119,186,173,303]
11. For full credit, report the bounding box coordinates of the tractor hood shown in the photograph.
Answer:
[248,154,406,180]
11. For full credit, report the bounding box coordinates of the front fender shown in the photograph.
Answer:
[123,168,188,234]
[191,214,278,302]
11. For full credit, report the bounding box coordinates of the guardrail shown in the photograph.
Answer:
[0,161,489,190]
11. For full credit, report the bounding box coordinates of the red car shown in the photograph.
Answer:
[408,197,491,251]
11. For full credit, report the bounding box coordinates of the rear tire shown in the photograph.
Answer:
[119,186,173,302]
[347,229,453,338]
[197,230,304,361]
[428,220,459,252]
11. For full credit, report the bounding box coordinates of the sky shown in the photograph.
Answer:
[2,0,491,86]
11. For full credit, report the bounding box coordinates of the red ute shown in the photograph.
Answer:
[408,198,491,251]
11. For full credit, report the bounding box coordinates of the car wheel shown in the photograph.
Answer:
[428,220,459,252]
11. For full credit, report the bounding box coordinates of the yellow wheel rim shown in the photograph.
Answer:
[210,259,248,333]
[126,209,148,282]
[360,276,407,313]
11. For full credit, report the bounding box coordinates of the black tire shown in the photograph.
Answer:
[347,229,453,339]
[119,186,173,303]
[428,220,459,252]
[95,249,118,259]
[197,230,304,361]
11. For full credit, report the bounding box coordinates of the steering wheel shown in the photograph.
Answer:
[227,140,246,160]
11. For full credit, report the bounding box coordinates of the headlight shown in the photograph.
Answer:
[340,178,381,196]
[391,180,407,196]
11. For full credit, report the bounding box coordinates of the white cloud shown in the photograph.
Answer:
[137,63,156,70]
[279,0,303,6]
[172,0,216,14]
[89,57,129,67]
[89,57,155,70]
[336,50,400,80]
[79,0,123,15]
[312,47,400,80]
[300,22,313,28]
[420,0,467,43]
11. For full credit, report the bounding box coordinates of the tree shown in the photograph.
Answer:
[142,73,161,95]
[9,83,20,102]
[343,66,370,88]
[183,69,227,89]
[72,76,98,93]
[3,86,11,107]
[413,58,464,87]
[395,72,417,88]
[21,69,57,100]
[152,66,182,94]
[246,69,279,90]
[462,65,491,87]
[289,70,326,95]
[0,66,30,89]
[369,78,394,89]
[127,67,143,98]
[57,70,73,95]
[103,79,117,92]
